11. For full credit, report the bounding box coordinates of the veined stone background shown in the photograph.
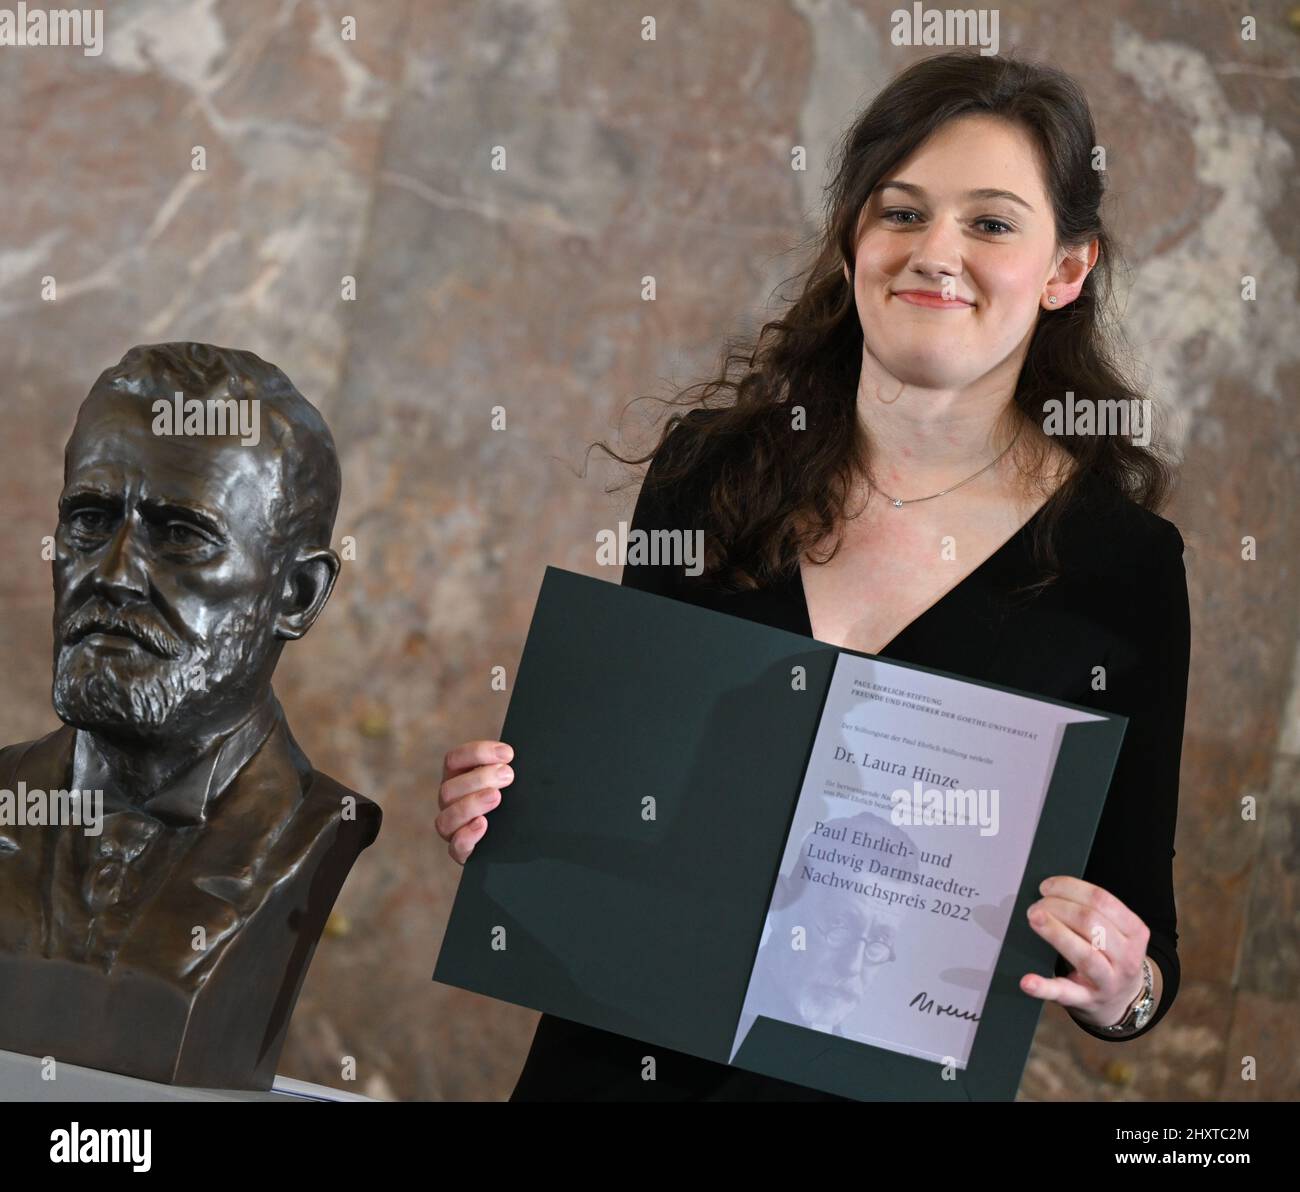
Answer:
[0,0,1296,1102]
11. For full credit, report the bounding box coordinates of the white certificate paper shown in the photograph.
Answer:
[730,652,1103,1070]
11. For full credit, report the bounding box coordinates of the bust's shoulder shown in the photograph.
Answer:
[239,769,379,885]
[297,769,382,845]
[0,738,33,775]
[0,726,74,784]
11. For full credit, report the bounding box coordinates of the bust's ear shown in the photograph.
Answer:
[274,547,341,640]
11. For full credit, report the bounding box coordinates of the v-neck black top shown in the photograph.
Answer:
[510,415,1190,1101]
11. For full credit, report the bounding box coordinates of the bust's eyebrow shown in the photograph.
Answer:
[874,180,1034,212]
[138,497,228,540]
[58,486,120,515]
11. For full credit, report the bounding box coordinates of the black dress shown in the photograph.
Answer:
[511,420,1191,1101]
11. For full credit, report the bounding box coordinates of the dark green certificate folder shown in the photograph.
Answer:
[433,566,1127,1100]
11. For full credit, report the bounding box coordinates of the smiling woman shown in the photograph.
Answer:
[585,53,1166,607]
[438,50,1191,1100]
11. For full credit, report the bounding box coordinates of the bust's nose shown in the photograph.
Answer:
[91,513,149,603]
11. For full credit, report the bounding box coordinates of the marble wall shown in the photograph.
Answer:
[0,0,1295,1101]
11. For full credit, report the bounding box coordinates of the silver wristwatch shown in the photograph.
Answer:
[1098,957,1155,1035]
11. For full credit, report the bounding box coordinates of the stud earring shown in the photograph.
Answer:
[1048,296,1058,305]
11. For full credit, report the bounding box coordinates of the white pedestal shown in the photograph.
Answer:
[0,1049,374,1102]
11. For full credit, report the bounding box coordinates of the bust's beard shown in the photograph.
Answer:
[52,634,264,741]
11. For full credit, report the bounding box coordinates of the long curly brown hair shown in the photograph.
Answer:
[592,50,1175,597]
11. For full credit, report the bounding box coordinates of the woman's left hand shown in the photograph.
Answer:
[1019,875,1150,1029]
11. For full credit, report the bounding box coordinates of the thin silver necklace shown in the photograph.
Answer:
[873,423,1024,508]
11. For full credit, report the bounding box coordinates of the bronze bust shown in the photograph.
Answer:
[0,343,380,1091]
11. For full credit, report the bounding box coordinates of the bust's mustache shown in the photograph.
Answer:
[58,602,186,660]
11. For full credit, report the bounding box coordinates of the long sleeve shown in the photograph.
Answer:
[1061,518,1190,1040]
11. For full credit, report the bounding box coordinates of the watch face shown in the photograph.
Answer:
[1124,968,1155,1030]
[1105,967,1154,1032]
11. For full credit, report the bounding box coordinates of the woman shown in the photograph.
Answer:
[436,51,1190,1100]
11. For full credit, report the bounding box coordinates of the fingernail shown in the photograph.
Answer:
[497,765,513,781]
[494,744,513,761]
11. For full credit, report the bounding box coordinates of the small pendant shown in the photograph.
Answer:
[892,498,904,508]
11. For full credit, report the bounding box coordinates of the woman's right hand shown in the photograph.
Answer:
[438,740,515,864]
